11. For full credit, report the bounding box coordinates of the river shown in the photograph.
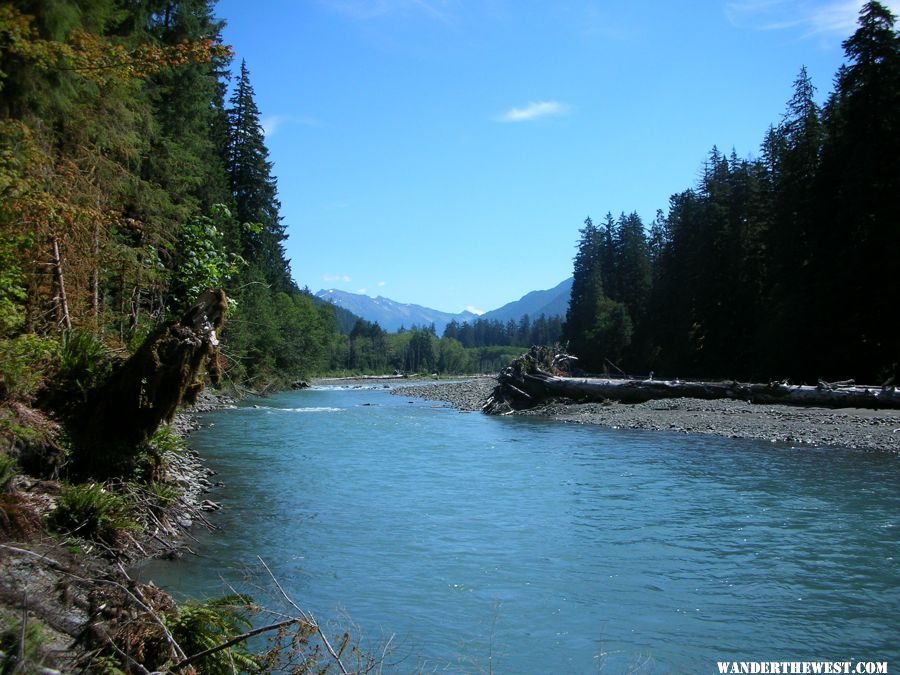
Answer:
[140,384,900,673]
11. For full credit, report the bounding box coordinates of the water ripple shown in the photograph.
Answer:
[142,387,900,672]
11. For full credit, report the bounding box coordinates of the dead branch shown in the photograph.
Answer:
[169,617,304,673]
[257,556,351,675]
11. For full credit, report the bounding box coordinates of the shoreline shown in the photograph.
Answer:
[0,388,239,672]
[392,378,900,452]
[8,376,888,668]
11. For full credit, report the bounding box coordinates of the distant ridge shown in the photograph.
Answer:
[314,290,477,334]
[310,293,360,334]
[480,278,572,323]
[315,279,571,335]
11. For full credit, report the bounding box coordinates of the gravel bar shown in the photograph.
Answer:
[391,378,900,452]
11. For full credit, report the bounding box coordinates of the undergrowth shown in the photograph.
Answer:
[166,594,260,674]
[49,482,138,545]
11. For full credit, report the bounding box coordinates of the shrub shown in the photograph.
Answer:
[134,480,179,517]
[0,334,60,402]
[56,329,114,401]
[49,482,137,544]
[0,453,17,492]
[0,614,54,672]
[166,595,259,674]
[148,425,186,456]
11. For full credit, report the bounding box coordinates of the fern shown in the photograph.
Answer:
[166,594,260,674]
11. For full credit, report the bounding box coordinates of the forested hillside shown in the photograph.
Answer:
[0,0,345,398]
[564,1,899,384]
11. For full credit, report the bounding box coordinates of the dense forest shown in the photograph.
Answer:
[0,0,342,393]
[0,0,896,416]
[327,314,564,374]
[564,1,899,385]
[0,0,897,670]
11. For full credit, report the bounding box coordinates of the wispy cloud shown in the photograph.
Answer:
[318,0,454,21]
[580,1,635,41]
[261,115,287,138]
[377,281,387,287]
[323,274,352,283]
[725,0,900,37]
[464,305,485,315]
[496,101,571,123]
[356,287,368,294]
[261,114,320,138]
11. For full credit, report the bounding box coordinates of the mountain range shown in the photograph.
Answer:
[315,278,572,334]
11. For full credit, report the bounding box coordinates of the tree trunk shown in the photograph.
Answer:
[483,347,900,413]
[51,237,72,330]
[72,289,229,479]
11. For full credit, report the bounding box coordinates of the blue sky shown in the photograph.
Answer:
[215,0,897,314]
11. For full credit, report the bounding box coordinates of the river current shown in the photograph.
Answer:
[140,384,900,673]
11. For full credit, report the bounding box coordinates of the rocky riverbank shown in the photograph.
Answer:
[393,377,900,452]
[0,389,237,672]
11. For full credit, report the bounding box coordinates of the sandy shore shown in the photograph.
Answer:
[392,377,900,452]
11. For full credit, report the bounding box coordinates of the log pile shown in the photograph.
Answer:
[483,346,900,414]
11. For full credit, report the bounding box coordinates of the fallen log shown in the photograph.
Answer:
[483,347,900,414]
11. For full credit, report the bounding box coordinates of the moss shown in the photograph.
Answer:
[69,290,227,480]
[0,613,56,673]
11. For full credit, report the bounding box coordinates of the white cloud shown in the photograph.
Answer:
[357,288,368,294]
[377,281,387,287]
[725,0,900,37]
[261,114,319,138]
[322,274,352,283]
[464,305,485,315]
[497,101,571,123]
[261,115,286,138]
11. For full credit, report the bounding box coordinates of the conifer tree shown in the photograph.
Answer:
[564,217,632,372]
[564,217,604,366]
[145,0,233,215]
[227,60,292,291]
[814,0,900,380]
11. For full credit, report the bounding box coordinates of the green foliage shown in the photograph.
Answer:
[166,594,259,674]
[0,454,17,492]
[49,482,137,544]
[78,653,125,675]
[0,614,53,673]
[147,424,187,456]
[0,234,29,337]
[56,329,113,400]
[142,480,178,509]
[0,334,60,402]
[170,204,244,313]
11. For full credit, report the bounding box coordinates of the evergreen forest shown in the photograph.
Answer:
[0,1,897,670]
[1,0,898,407]
[563,2,899,385]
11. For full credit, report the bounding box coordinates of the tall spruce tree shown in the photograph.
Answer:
[565,217,604,367]
[145,0,233,215]
[227,60,293,291]
[763,67,823,376]
[813,1,900,381]
[564,217,633,372]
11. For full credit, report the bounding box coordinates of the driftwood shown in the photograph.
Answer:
[72,289,228,478]
[483,346,900,414]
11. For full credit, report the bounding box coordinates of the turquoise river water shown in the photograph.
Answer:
[139,384,900,673]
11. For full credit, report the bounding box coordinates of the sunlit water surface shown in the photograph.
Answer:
[139,385,900,673]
